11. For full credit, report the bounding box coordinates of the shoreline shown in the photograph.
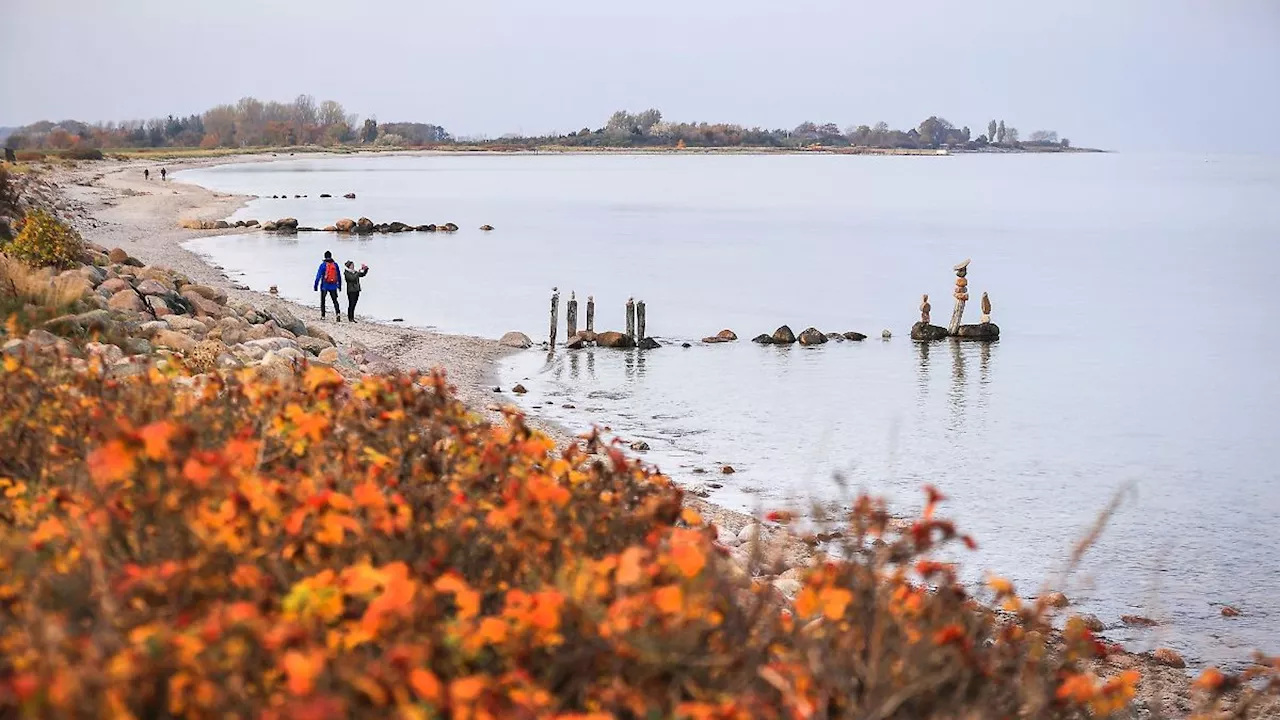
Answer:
[44,153,770,541]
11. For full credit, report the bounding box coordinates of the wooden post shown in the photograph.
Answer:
[636,300,646,340]
[625,298,636,340]
[566,292,578,338]
[549,288,560,347]
[948,259,970,335]
[585,296,595,333]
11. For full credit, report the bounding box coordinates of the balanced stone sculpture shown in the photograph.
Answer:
[911,291,949,341]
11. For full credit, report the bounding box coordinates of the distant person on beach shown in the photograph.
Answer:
[343,260,369,322]
[160,167,167,181]
[314,250,343,321]
[143,169,149,181]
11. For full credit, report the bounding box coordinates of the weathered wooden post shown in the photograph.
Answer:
[948,259,970,335]
[636,300,646,340]
[566,291,578,338]
[585,296,595,334]
[549,288,560,347]
[625,297,636,340]
[980,292,992,324]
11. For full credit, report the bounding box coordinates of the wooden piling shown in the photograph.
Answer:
[585,296,595,333]
[549,288,560,347]
[948,259,970,335]
[636,300,647,340]
[625,298,636,340]
[566,292,579,338]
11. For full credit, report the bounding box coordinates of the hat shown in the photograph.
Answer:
[323,251,332,259]
[345,260,354,268]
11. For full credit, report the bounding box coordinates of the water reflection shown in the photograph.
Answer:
[569,351,580,380]
[948,339,967,431]
[916,340,932,396]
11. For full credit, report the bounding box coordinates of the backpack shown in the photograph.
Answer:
[323,261,338,285]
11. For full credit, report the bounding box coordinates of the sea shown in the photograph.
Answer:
[179,151,1280,668]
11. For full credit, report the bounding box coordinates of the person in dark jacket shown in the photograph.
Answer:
[313,250,343,320]
[343,261,369,322]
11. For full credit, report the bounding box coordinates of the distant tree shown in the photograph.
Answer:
[361,118,378,144]
[318,100,347,128]
[1005,127,1019,144]
[1060,138,1071,148]
[634,109,662,132]
[988,120,998,143]
[996,120,1006,144]
[1028,130,1058,144]
[917,116,954,147]
[976,134,989,146]
[960,126,971,143]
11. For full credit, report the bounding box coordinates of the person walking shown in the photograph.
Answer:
[143,168,150,181]
[160,167,167,181]
[343,260,369,322]
[314,250,343,321]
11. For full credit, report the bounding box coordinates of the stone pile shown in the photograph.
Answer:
[750,325,867,345]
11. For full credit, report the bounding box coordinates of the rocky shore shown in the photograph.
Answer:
[7,155,1271,718]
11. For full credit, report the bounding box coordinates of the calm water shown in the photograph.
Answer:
[181,153,1280,667]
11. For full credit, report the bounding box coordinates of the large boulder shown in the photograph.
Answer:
[595,331,636,349]
[910,322,950,341]
[797,327,828,345]
[181,290,223,319]
[751,334,773,344]
[165,315,209,336]
[955,323,1000,340]
[388,221,411,233]
[305,323,336,346]
[295,335,332,356]
[500,331,533,349]
[135,279,173,296]
[107,248,130,264]
[264,304,307,336]
[108,289,146,313]
[98,277,130,296]
[184,284,228,305]
[275,218,299,231]
[771,325,796,344]
[355,217,375,234]
[842,331,867,341]
[244,337,302,354]
[638,337,661,350]
[152,330,198,354]
[335,218,356,233]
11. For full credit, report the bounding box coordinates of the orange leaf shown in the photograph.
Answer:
[283,650,325,696]
[87,440,136,484]
[617,547,647,587]
[138,421,178,460]
[671,540,706,579]
[795,587,819,618]
[655,585,683,614]
[304,366,343,393]
[409,668,442,703]
[680,507,703,526]
[182,457,216,487]
[449,676,485,703]
[821,588,853,620]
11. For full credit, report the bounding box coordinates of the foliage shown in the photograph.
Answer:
[4,209,85,269]
[0,255,89,329]
[0,166,18,221]
[1,349,1270,717]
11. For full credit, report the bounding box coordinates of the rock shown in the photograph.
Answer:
[737,524,761,545]
[25,329,61,348]
[108,289,146,313]
[181,291,223,319]
[499,331,534,349]
[137,321,169,338]
[98,277,130,295]
[213,220,230,229]
[302,324,334,346]
[343,193,356,199]
[443,223,459,232]
[825,333,844,342]
[512,384,528,394]
[630,441,650,451]
[295,336,331,356]
[702,335,732,344]
[164,315,208,335]
[356,217,374,234]
[334,218,356,232]
[264,304,307,336]
[318,347,340,364]
[149,296,173,317]
[320,193,332,198]
[322,226,337,232]
[842,332,867,341]
[151,330,198,354]
[1078,614,1106,632]
[480,225,494,231]
[722,465,736,475]
[797,327,827,345]
[261,222,277,231]
[772,579,802,600]
[1221,605,1242,617]
[566,337,587,350]
[415,225,435,232]
[596,331,636,349]
[244,219,259,227]
[638,337,660,350]
[715,329,737,341]
[135,279,172,296]
[881,330,892,339]
[275,218,299,230]
[388,221,411,233]
[681,342,692,348]
[751,334,773,344]
[108,248,129,264]
[1120,615,1160,628]
[955,323,1000,340]
[244,337,302,354]
[1152,648,1186,669]
[184,285,228,304]
[1042,592,1070,608]
[771,326,796,344]
[910,322,949,341]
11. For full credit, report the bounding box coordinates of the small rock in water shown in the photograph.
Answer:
[1042,592,1070,608]
[881,329,892,339]
[682,342,692,348]
[512,384,528,394]
[562,404,575,409]
[721,465,736,475]
[692,468,707,474]
[1152,648,1186,668]
[493,386,502,393]
[392,318,404,322]
[1120,614,1160,628]
[1221,605,1242,617]
[630,441,650,452]
[480,225,494,231]
[1078,614,1106,632]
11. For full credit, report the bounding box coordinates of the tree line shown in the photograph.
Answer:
[4,98,1072,153]
[2,95,451,152]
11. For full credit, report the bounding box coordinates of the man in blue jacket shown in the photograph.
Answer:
[314,250,343,321]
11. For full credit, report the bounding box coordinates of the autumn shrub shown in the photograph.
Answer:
[0,255,90,331]
[4,208,84,269]
[0,353,1275,718]
[0,165,18,219]
[13,150,46,162]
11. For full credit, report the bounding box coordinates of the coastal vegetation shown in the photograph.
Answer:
[0,188,1275,717]
[3,96,1086,155]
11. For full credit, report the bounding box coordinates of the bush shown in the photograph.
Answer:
[0,355,1276,718]
[58,147,105,161]
[13,150,46,162]
[0,255,89,331]
[4,209,85,269]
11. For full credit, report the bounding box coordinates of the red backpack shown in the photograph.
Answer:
[323,261,339,285]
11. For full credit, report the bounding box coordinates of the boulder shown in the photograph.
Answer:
[135,279,173,296]
[244,219,260,227]
[152,330,198,354]
[164,315,208,335]
[295,336,332,356]
[955,323,1000,340]
[262,222,278,231]
[318,347,340,364]
[480,225,494,231]
[98,277,130,295]
[797,327,827,345]
[1078,614,1106,632]
[108,289,146,313]
[181,291,223,318]
[513,384,528,394]
[1120,615,1160,628]
[771,325,796,344]
[182,284,227,304]
[716,329,737,341]
[108,248,130,264]
[825,333,845,342]
[320,193,332,198]
[638,337,661,350]
[244,337,302,354]
[1152,648,1185,669]
[751,334,773,344]
[565,337,587,350]
[343,193,356,199]
[214,220,230,229]
[500,331,534,349]
[910,322,949,341]
[415,225,436,232]
[1221,605,1242,617]
[85,342,125,365]
[443,223,459,232]
[702,335,732,344]
[322,226,337,232]
[304,323,335,346]
[149,296,173,317]
[842,331,868,341]
[596,331,636,349]
[275,218,299,230]
[264,304,307,336]
[356,217,375,234]
[388,221,411,233]
[630,441,650,452]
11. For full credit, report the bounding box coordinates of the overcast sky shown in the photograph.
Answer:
[2,0,1277,152]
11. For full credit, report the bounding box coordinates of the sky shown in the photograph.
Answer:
[2,0,1278,152]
